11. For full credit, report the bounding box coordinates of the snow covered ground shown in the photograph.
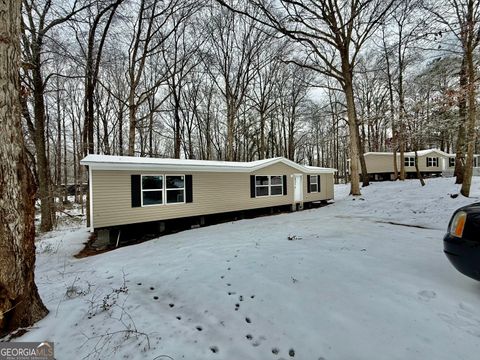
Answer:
[19,177,480,359]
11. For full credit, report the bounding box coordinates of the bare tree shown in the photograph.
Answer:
[21,0,88,231]
[0,0,48,336]
[81,0,125,157]
[202,2,270,161]
[428,0,479,196]
[380,25,399,180]
[126,0,186,156]
[217,0,398,193]
[161,3,199,158]
[249,40,287,159]
[390,0,432,181]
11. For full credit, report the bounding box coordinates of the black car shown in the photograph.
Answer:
[444,202,480,281]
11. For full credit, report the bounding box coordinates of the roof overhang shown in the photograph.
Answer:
[80,155,336,174]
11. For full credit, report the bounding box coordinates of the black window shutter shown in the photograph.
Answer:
[283,175,287,195]
[317,175,321,192]
[426,158,430,167]
[307,175,311,193]
[250,175,256,198]
[185,175,193,203]
[436,157,439,166]
[131,175,141,207]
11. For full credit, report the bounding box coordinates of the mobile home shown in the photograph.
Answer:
[80,155,336,231]
[349,149,451,181]
[444,154,480,176]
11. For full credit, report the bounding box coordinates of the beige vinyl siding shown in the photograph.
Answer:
[360,153,444,174]
[364,155,395,174]
[303,173,334,202]
[421,155,442,171]
[91,162,334,228]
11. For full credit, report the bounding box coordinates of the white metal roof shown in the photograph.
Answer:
[80,154,336,174]
[363,149,451,157]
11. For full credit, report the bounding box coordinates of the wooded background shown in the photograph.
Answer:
[18,0,479,231]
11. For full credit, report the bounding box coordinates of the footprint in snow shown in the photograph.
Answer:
[272,347,279,354]
[437,311,480,337]
[210,346,219,353]
[418,290,436,300]
[246,334,253,340]
[289,348,295,357]
[196,326,203,331]
[245,317,251,324]
[459,302,475,314]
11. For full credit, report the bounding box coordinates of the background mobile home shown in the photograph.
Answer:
[349,149,462,180]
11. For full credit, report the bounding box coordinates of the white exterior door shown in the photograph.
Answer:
[294,174,303,202]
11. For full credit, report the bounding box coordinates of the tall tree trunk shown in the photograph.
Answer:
[55,80,62,189]
[357,126,370,187]
[63,115,68,202]
[32,63,54,231]
[72,113,78,202]
[383,33,398,180]
[460,49,477,197]
[0,0,48,336]
[398,68,406,181]
[118,98,124,156]
[128,101,137,156]
[414,150,425,186]
[173,92,182,159]
[455,56,467,184]
[83,72,94,227]
[226,98,235,161]
[259,110,266,159]
[342,69,361,195]
[399,123,406,180]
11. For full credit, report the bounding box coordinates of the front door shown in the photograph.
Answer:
[294,174,303,202]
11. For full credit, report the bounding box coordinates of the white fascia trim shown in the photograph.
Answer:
[84,162,254,172]
[81,158,336,174]
[89,166,94,232]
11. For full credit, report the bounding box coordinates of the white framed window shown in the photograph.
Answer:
[255,175,283,197]
[141,175,163,206]
[270,176,283,196]
[449,157,455,167]
[310,175,318,192]
[427,157,438,167]
[404,157,415,167]
[255,176,269,197]
[165,175,185,204]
